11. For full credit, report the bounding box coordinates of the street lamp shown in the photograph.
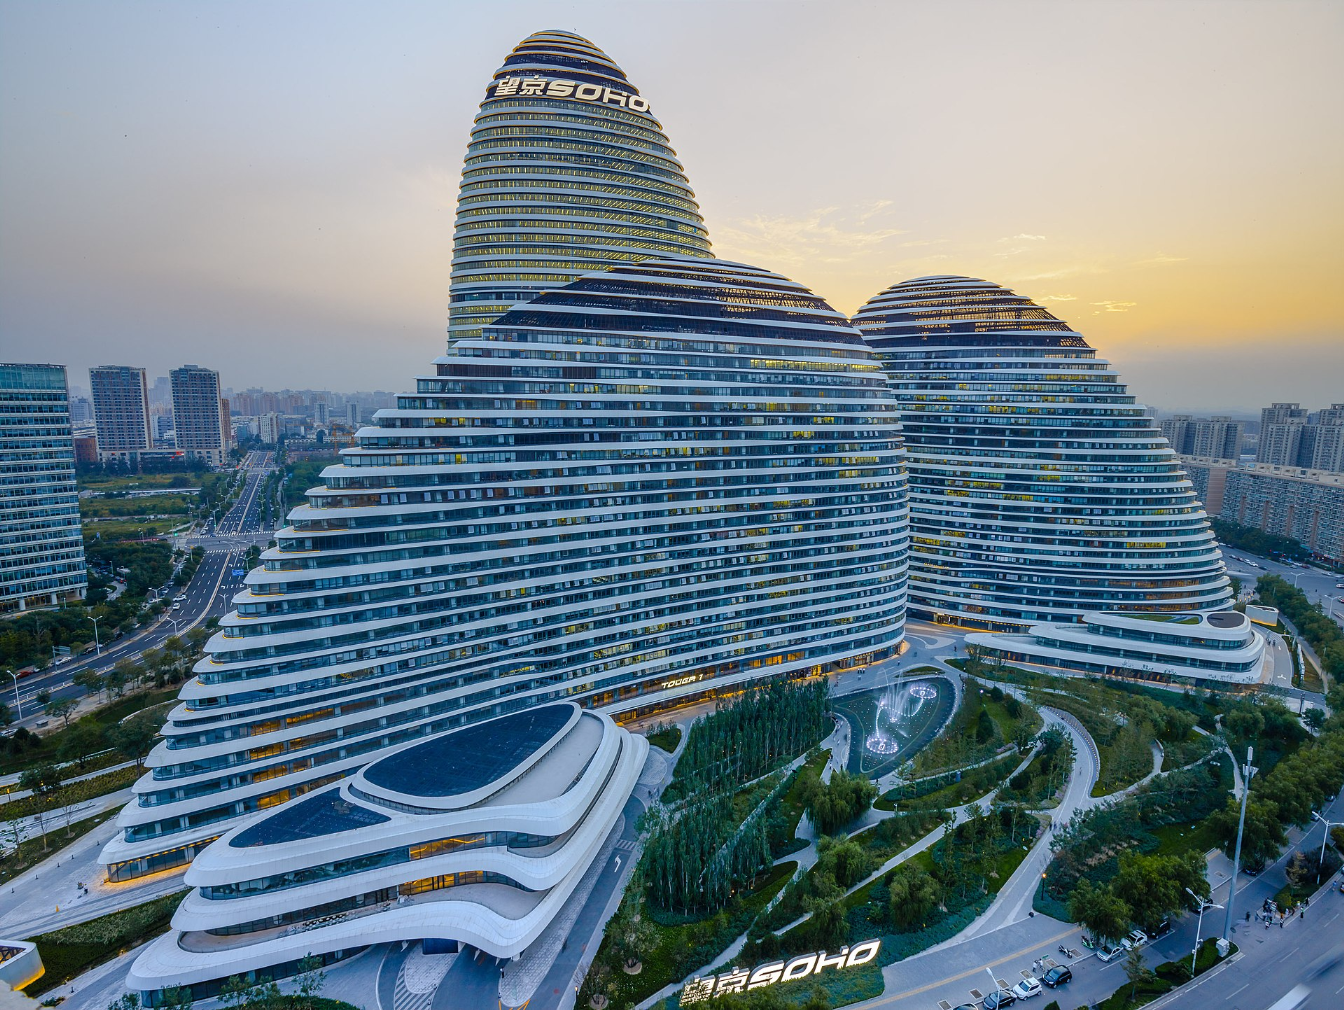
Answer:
[89,615,102,657]
[1186,887,1222,978]
[1222,746,1258,939]
[1311,810,1343,885]
[5,669,21,720]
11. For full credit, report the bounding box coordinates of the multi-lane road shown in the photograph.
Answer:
[7,457,278,728]
[1220,546,1344,628]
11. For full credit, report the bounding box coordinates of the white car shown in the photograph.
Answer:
[1124,929,1149,949]
[1096,943,1124,963]
[1012,978,1042,1000]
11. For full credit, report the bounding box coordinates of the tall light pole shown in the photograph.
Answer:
[1186,887,1222,978]
[1222,746,1258,938]
[89,615,102,657]
[5,669,21,720]
[1311,810,1342,885]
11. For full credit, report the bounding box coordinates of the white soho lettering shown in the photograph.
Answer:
[490,76,651,113]
[678,939,881,1005]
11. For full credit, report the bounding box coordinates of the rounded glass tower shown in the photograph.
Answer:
[449,30,711,341]
[852,275,1229,630]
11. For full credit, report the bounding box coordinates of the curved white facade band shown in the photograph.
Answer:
[127,703,648,1004]
[101,256,909,881]
[449,30,711,342]
[851,276,1230,631]
[966,610,1267,685]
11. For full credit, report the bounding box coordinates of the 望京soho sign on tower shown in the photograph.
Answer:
[491,76,651,112]
[679,940,881,1004]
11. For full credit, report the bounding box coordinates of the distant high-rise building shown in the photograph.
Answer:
[345,402,360,426]
[258,412,281,445]
[1308,404,1344,473]
[1160,415,1244,461]
[312,401,329,426]
[1191,416,1243,461]
[1257,402,1308,465]
[90,365,153,464]
[1,363,87,613]
[169,365,228,466]
[149,375,172,407]
[70,395,94,426]
[1183,456,1343,563]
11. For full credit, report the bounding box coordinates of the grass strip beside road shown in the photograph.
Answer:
[23,889,187,997]
[0,808,118,887]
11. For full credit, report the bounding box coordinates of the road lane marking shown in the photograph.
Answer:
[857,926,1079,1006]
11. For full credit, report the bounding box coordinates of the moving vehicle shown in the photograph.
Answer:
[1041,966,1072,988]
[1011,978,1042,1000]
[983,990,1017,1010]
[174,594,188,602]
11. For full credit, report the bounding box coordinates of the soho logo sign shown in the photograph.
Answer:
[678,939,881,1004]
[491,76,651,113]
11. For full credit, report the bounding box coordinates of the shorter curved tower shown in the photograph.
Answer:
[127,703,647,1004]
[852,275,1230,630]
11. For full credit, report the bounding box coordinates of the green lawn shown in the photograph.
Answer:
[1149,818,1223,859]
[770,750,829,855]
[1,687,177,776]
[24,890,187,996]
[646,725,682,753]
[581,861,796,1008]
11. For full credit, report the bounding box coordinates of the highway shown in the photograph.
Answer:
[1220,546,1344,629]
[6,454,277,728]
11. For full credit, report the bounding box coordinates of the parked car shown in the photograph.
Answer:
[1097,943,1124,963]
[1012,978,1042,1000]
[174,594,188,602]
[983,990,1017,1010]
[1041,966,1073,988]
[1153,917,1173,937]
[1122,929,1149,949]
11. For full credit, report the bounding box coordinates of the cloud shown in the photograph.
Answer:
[1135,253,1188,266]
[1012,233,1047,241]
[713,204,909,268]
[1037,294,1076,302]
[1091,300,1138,314]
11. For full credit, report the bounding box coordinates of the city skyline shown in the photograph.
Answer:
[2,1,1341,412]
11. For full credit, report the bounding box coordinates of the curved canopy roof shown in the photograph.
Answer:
[361,702,578,800]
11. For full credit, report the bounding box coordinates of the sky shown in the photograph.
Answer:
[2,0,1341,413]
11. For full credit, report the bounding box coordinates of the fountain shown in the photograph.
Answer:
[864,676,938,755]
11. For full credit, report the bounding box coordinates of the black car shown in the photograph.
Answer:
[983,991,1017,1010]
[1042,965,1073,988]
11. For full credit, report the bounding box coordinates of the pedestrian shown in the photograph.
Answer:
[1300,910,1305,919]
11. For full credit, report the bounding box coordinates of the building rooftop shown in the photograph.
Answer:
[361,703,576,800]
[229,788,388,848]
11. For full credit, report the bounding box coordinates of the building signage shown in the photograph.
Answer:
[490,76,651,113]
[678,940,880,1004]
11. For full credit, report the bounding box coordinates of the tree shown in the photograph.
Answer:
[1068,878,1131,944]
[58,719,105,768]
[1123,946,1156,1001]
[110,713,158,769]
[1111,850,1207,934]
[887,864,941,930]
[45,696,77,729]
[1284,851,1312,888]
[803,769,877,835]
[72,667,104,702]
[186,626,209,653]
[1304,708,1325,732]
[0,700,12,730]
[1210,795,1287,869]
[18,763,62,849]
[294,954,327,1000]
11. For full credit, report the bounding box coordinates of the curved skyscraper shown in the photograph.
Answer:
[448,30,711,341]
[852,275,1229,630]
[103,29,911,877]
[103,256,909,881]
